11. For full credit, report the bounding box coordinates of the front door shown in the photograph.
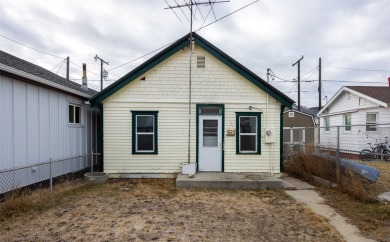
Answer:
[198,115,222,171]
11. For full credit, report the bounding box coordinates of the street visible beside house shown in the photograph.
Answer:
[0,179,344,242]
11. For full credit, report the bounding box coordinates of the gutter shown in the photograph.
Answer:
[0,63,91,99]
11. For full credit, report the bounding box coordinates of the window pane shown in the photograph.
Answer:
[75,106,81,124]
[200,107,221,115]
[240,135,256,152]
[345,115,351,131]
[137,116,154,132]
[203,120,218,147]
[240,117,257,133]
[69,105,74,123]
[367,114,376,122]
[137,134,154,151]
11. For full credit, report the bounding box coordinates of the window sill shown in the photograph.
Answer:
[68,123,84,128]
[132,152,158,155]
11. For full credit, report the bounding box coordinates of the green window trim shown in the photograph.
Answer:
[236,112,262,154]
[131,111,158,154]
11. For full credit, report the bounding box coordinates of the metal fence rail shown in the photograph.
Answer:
[0,153,100,194]
[283,123,390,197]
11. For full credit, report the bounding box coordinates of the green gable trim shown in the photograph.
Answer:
[194,35,293,108]
[90,33,294,108]
[98,104,104,171]
[90,37,190,107]
[280,105,285,173]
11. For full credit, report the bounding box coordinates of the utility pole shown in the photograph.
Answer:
[318,57,322,110]
[94,55,109,91]
[165,0,228,164]
[66,57,70,80]
[267,68,270,83]
[292,55,304,111]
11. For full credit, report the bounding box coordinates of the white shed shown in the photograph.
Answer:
[0,51,100,193]
[90,33,294,177]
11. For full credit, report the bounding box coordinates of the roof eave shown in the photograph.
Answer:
[0,63,92,99]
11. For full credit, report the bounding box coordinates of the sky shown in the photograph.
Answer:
[1,0,390,108]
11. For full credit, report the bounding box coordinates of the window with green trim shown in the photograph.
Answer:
[131,111,158,154]
[236,112,261,154]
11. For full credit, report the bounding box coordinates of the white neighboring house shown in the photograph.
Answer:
[90,33,294,177]
[317,86,390,153]
[0,50,100,193]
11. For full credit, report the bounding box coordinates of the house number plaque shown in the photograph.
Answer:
[226,129,235,136]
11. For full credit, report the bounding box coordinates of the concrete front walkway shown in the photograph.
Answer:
[284,176,375,242]
[176,173,375,242]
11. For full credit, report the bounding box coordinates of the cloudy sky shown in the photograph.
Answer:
[1,0,390,108]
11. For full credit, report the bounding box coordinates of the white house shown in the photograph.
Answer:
[0,50,100,193]
[317,86,390,153]
[90,33,294,177]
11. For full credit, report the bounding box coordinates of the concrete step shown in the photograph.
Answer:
[176,173,283,190]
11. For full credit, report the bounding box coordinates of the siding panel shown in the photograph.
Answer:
[103,46,283,174]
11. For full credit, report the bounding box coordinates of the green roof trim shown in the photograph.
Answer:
[90,33,294,108]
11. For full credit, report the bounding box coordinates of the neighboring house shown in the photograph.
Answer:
[90,33,294,177]
[0,50,100,193]
[283,105,317,147]
[317,86,390,153]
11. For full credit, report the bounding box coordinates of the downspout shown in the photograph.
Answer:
[267,94,273,175]
[280,105,285,173]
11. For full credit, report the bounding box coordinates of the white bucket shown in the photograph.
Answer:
[181,163,196,175]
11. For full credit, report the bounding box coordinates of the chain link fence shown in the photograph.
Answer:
[284,123,390,199]
[0,153,101,195]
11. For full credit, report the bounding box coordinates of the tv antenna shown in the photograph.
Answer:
[164,1,229,164]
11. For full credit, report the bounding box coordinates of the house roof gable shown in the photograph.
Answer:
[89,33,294,108]
[0,50,97,98]
[318,86,390,116]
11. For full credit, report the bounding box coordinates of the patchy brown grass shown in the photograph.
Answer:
[285,152,390,241]
[0,180,87,221]
[0,179,344,242]
[318,187,390,242]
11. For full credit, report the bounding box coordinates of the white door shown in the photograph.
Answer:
[198,115,222,171]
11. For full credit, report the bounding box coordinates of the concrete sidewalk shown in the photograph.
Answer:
[284,176,375,242]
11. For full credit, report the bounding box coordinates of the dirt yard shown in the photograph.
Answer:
[0,179,344,242]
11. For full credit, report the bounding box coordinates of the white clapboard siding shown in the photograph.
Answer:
[103,45,283,174]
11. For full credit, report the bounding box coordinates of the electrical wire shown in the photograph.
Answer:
[50,59,66,71]
[56,59,65,74]
[195,0,260,32]
[325,65,390,73]
[0,34,64,59]
[108,42,174,71]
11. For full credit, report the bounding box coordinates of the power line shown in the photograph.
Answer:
[69,60,100,76]
[110,0,257,72]
[50,59,66,71]
[0,34,63,59]
[324,65,390,72]
[164,0,182,22]
[108,41,174,71]
[56,59,65,74]
[195,0,259,32]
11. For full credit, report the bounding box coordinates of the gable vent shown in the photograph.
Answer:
[197,56,205,68]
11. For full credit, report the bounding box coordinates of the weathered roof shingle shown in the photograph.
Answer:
[0,50,97,97]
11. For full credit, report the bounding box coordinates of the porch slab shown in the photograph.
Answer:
[176,172,283,190]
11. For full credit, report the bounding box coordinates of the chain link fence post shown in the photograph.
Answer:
[49,158,53,193]
[336,126,340,184]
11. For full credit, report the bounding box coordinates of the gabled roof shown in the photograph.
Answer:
[90,33,294,107]
[347,86,390,104]
[318,85,390,116]
[0,50,97,98]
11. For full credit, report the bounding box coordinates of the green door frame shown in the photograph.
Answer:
[196,104,225,172]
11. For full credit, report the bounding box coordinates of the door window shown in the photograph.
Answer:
[203,120,218,147]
